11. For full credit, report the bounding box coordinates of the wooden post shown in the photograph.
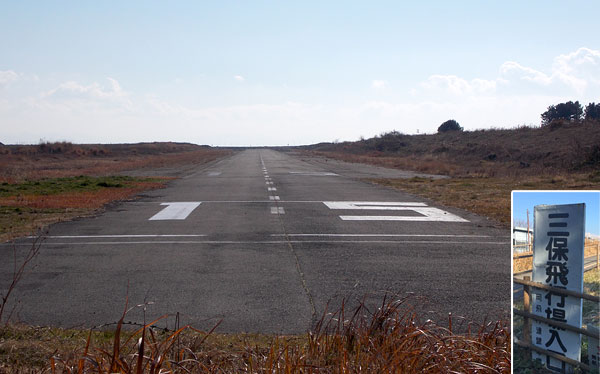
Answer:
[523,275,531,344]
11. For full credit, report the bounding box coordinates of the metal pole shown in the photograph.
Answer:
[523,275,531,344]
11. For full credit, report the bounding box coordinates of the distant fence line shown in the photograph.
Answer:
[513,239,600,274]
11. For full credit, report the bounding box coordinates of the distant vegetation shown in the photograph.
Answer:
[541,100,600,126]
[437,119,463,133]
[305,118,600,178]
[0,142,228,182]
[302,103,600,227]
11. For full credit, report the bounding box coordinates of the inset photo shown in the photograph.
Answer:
[512,190,599,373]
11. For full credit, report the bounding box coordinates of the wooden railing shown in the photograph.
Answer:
[514,276,600,372]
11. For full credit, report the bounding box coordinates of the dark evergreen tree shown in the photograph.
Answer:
[584,102,600,121]
[541,101,583,126]
[437,119,462,133]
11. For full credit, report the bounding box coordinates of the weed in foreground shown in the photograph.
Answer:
[38,295,510,373]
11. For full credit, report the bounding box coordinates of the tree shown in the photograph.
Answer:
[437,119,462,133]
[541,101,583,126]
[585,102,600,121]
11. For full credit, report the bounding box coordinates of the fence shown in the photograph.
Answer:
[514,239,600,275]
[514,276,600,372]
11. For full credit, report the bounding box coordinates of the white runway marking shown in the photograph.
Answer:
[271,207,285,214]
[266,181,273,185]
[8,240,506,246]
[324,202,427,209]
[324,201,468,222]
[149,202,201,220]
[271,233,491,238]
[267,187,277,191]
[340,214,467,222]
[289,171,338,176]
[33,234,206,239]
[207,171,222,176]
[269,196,280,200]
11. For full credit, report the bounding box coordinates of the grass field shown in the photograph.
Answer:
[0,142,230,242]
[0,175,170,242]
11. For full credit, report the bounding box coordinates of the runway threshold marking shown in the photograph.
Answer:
[271,207,285,214]
[324,201,469,222]
[207,171,222,176]
[289,171,338,176]
[149,202,201,220]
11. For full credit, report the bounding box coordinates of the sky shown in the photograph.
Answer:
[1,1,599,146]
[512,191,600,237]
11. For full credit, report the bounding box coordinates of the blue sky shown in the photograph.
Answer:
[512,191,600,237]
[1,1,599,145]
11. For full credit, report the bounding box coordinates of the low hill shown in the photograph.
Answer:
[304,120,600,177]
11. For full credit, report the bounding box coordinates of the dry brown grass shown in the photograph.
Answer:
[0,143,229,182]
[306,120,600,178]
[368,173,600,227]
[0,181,168,210]
[1,295,510,373]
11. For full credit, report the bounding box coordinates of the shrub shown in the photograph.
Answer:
[438,119,463,133]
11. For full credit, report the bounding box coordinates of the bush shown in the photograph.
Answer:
[438,119,462,133]
[541,101,583,126]
[585,102,600,121]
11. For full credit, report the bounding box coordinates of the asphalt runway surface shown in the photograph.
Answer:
[1,149,510,333]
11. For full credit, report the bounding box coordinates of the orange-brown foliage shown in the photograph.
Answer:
[0,181,167,210]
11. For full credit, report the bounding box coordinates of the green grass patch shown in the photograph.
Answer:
[0,176,161,198]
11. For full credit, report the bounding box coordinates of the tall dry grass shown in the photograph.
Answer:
[46,295,510,373]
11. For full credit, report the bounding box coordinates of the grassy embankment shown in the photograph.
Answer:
[0,142,229,242]
[304,120,600,227]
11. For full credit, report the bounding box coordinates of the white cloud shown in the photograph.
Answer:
[417,47,599,100]
[371,80,388,89]
[0,70,19,86]
[499,47,600,95]
[500,61,552,86]
[1,47,599,145]
[43,77,128,101]
[420,75,496,95]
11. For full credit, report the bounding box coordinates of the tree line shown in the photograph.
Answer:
[541,101,599,126]
[436,100,599,133]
